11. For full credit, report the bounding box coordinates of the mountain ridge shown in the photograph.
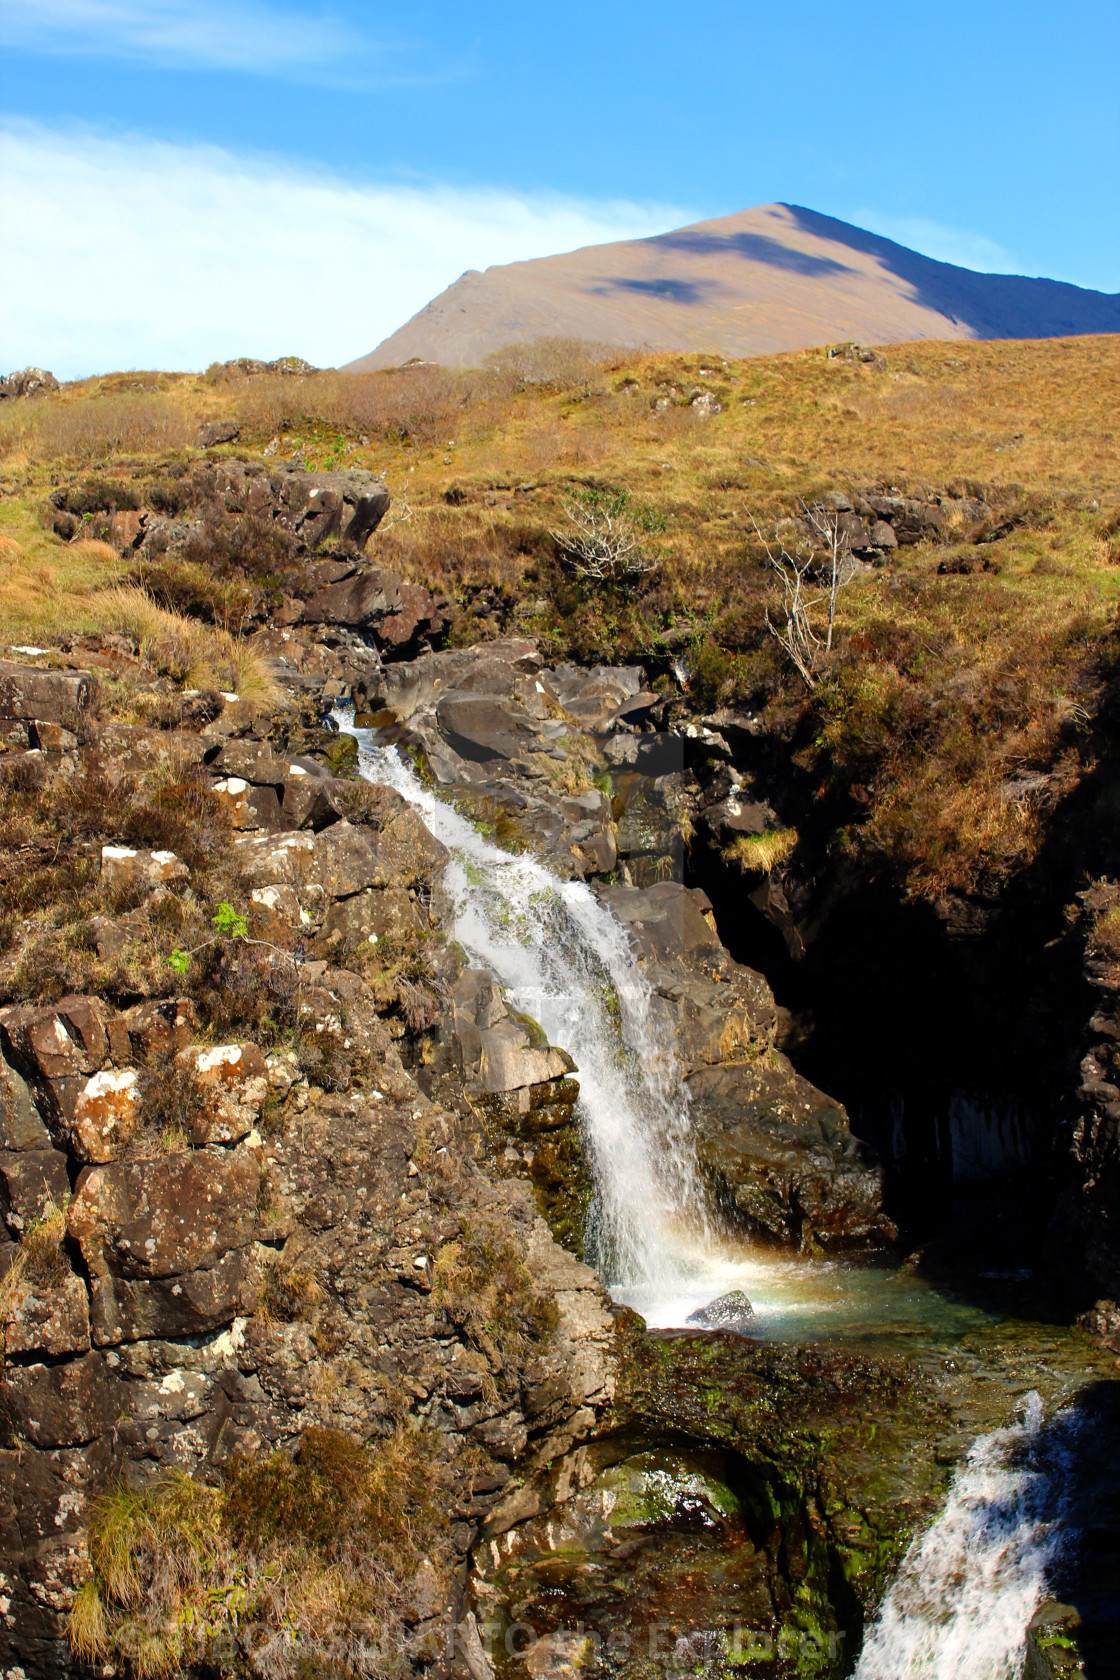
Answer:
[346,201,1120,370]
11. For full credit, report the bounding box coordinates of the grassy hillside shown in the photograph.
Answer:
[1,334,1118,901]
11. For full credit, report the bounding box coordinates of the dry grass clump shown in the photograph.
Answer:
[723,829,799,875]
[69,1427,449,1678]
[432,1211,558,1373]
[88,586,281,702]
[1090,904,1120,963]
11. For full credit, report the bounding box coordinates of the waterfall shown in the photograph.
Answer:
[854,1391,1081,1680]
[352,735,707,1292]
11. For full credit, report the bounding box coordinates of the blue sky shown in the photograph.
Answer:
[1,0,1117,376]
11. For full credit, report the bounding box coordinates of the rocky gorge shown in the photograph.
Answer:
[0,454,1118,1680]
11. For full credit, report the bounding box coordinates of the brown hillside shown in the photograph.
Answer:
[347,203,1120,371]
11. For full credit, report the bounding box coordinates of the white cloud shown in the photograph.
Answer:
[0,0,402,82]
[0,123,689,379]
[850,210,1019,275]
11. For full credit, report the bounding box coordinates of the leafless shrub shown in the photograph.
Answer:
[483,336,618,385]
[754,502,862,688]
[550,492,657,585]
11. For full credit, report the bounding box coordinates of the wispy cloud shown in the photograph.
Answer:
[0,0,409,82]
[852,210,1019,275]
[0,123,688,379]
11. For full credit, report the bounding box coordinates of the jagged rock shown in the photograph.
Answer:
[100,844,190,893]
[176,1043,268,1145]
[686,1289,755,1332]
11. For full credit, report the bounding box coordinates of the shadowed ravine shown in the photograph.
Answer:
[353,730,1111,1680]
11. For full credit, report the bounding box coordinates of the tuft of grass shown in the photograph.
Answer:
[87,586,281,703]
[723,828,799,875]
[431,1212,557,1374]
[71,1429,452,1675]
[1091,904,1120,962]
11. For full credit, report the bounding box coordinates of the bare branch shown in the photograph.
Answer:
[751,504,860,687]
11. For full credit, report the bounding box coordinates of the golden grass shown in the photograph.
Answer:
[1,333,1115,897]
[71,1428,452,1677]
[88,586,281,702]
[723,829,799,875]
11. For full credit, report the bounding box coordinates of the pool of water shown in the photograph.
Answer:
[611,1227,1000,1347]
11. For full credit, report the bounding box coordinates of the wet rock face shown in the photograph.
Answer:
[599,879,896,1252]
[439,968,590,1255]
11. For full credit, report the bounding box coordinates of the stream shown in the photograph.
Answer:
[351,726,1109,1679]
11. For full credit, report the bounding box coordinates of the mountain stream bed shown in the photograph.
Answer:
[351,728,1120,1680]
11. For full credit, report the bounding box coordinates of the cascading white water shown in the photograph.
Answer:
[352,734,707,1293]
[351,731,1080,1671]
[854,1391,1081,1680]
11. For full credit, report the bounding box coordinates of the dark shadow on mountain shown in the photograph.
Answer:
[783,204,1120,339]
[586,276,725,306]
[652,229,852,278]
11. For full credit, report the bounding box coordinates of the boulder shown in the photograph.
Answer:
[212,776,282,831]
[276,470,390,551]
[195,420,240,447]
[1,1352,119,1448]
[0,1060,50,1152]
[0,366,59,400]
[436,694,541,763]
[686,1060,897,1251]
[452,969,575,1095]
[377,807,450,882]
[70,1068,141,1162]
[321,887,423,947]
[685,1289,755,1332]
[301,567,402,626]
[122,996,197,1059]
[67,1149,260,1343]
[175,1042,268,1145]
[0,998,126,1127]
[598,881,726,972]
[250,882,310,931]
[0,1149,70,1235]
[100,845,190,893]
[280,770,341,832]
[0,661,93,725]
[4,1267,91,1358]
[206,738,286,782]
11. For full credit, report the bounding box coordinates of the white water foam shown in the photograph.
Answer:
[352,734,707,1294]
[854,1391,1081,1680]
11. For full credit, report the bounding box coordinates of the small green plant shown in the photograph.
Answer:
[169,900,247,973]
